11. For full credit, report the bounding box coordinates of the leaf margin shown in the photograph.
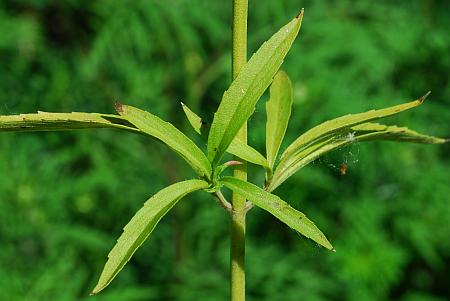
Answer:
[207,10,304,167]
[221,176,334,251]
[116,103,212,178]
[268,121,448,191]
[91,179,209,295]
[266,70,293,170]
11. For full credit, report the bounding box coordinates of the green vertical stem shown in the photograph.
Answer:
[231,0,248,301]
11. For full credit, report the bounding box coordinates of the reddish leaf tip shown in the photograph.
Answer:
[296,8,305,19]
[224,160,243,167]
[419,91,431,103]
[114,101,123,113]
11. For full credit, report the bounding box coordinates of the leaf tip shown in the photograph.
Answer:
[296,8,305,19]
[331,248,336,253]
[89,289,99,296]
[419,91,431,103]
[114,101,124,113]
[225,160,243,167]
[90,282,106,296]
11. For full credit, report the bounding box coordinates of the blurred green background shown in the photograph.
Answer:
[0,0,449,300]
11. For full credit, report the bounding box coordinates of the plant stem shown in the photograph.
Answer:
[214,191,233,212]
[231,0,248,300]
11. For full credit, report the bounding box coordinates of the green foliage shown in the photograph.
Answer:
[181,101,269,169]
[267,94,446,191]
[265,70,293,170]
[0,1,449,300]
[92,179,208,295]
[221,176,333,250]
[269,121,446,191]
[0,111,139,133]
[278,94,428,169]
[116,104,211,178]
[181,102,204,135]
[227,138,269,170]
[207,11,303,167]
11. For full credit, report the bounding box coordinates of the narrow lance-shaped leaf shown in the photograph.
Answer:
[91,179,209,295]
[0,111,140,133]
[277,93,431,172]
[207,10,304,167]
[268,122,448,191]
[181,102,270,169]
[221,176,334,250]
[351,123,448,143]
[266,70,293,169]
[181,102,205,135]
[116,103,211,178]
[227,138,270,170]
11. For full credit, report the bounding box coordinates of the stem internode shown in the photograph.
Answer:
[230,1,248,300]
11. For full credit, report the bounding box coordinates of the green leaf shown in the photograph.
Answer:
[116,103,212,178]
[0,111,140,133]
[266,70,293,169]
[221,176,334,251]
[350,123,448,144]
[91,179,209,295]
[227,138,270,170]
[268,122,448,191]
[277,93,430,178]
[207,11,304,167]
[181,102,206,135]
[181,102,269,169]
